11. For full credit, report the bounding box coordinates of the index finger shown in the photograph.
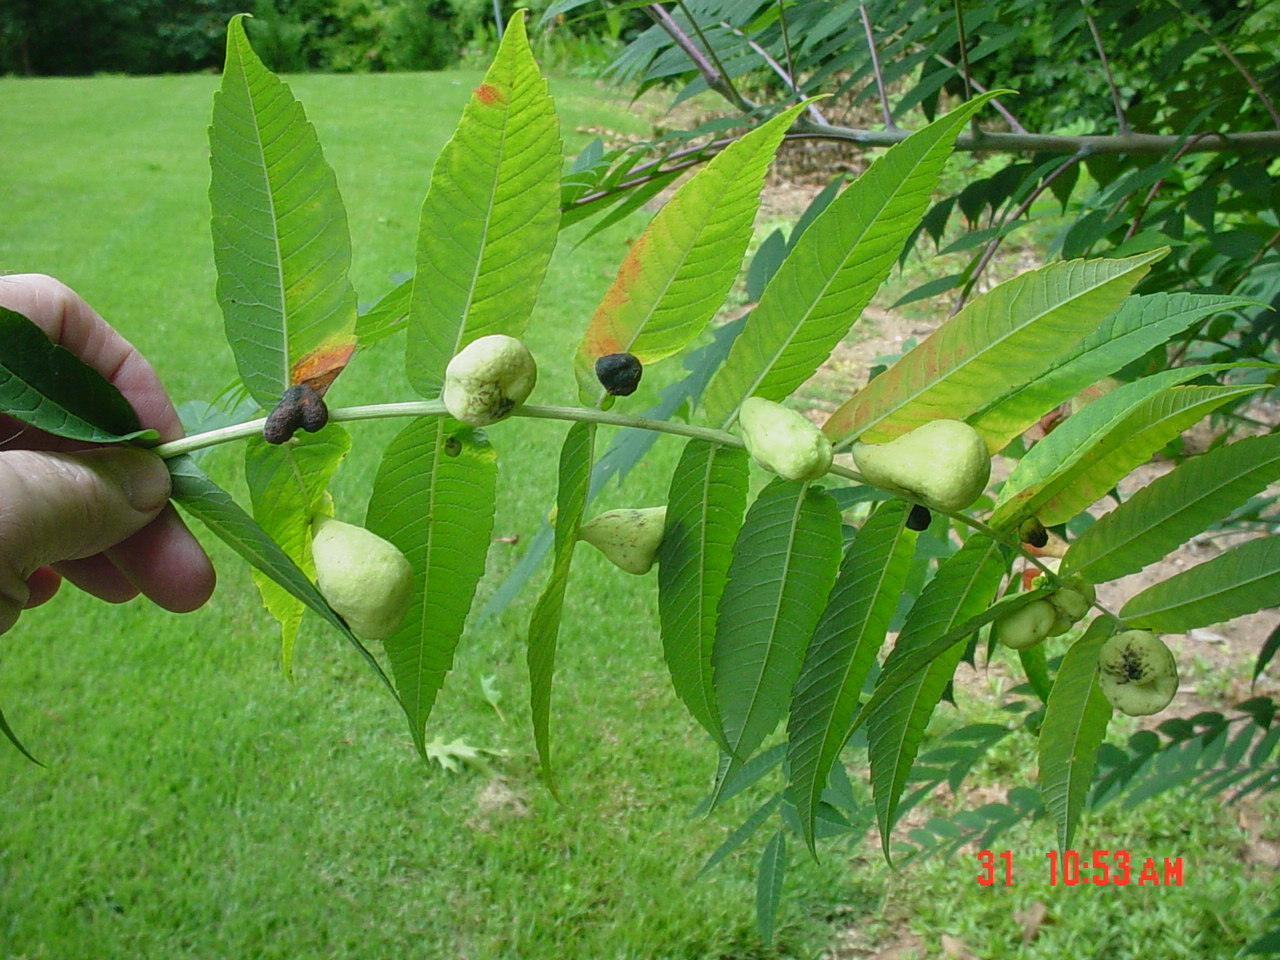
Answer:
[0,273,186,443]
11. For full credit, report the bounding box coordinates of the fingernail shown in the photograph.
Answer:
[100,447,171,513]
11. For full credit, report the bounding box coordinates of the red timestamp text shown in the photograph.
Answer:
[976,850,1184,887]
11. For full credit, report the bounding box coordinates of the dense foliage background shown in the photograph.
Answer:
[0,0,637,75]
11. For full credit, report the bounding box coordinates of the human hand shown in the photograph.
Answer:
[0,274,216,634]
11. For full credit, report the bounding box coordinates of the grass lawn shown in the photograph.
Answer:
[1,69,1277,960]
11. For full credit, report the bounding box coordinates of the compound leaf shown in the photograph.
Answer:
[574,101,809,401]
[787,499,915,853]
[528,421,594,789]
[1038,618,1113,851]
[169,454,396,698]
[969,292,1256,452]
[0,306,150,443]
[756,828,788,944]
[991,376,1264,530]
[244,426,351,676]
[867,534,1006,859]
[1064,433,1280,583]
[823,251,1165,449]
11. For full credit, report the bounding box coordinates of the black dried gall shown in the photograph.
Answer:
[262,384,328,444]
[297,384,328,433]
[1019,517,1049,549]
[595,352,643,397]
[906,503,932,531]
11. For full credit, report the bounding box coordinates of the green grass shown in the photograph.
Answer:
[1,70,1277,960]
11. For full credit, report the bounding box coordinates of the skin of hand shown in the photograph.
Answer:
[0,274,216,635]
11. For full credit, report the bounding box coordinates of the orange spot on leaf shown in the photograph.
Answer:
[475,83,503,105]
[291,338,356,397]
[585,233,649,358]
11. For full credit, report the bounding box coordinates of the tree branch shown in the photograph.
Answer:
[788,123,1280,155]
[643,3,754,113]
[565,124,1280,215]
[926,51,1028,134]
[1080,0,1129,134]
[860,3,895,130]
[951,0,980,139]
[716,19,827,125]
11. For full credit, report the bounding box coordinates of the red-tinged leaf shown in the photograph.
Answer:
[573,102,812,401]
[289,338,356,397]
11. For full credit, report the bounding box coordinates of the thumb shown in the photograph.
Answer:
[0,447,171,577]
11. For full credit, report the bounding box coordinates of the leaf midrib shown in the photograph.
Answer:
[449,59,517,362]
[876,541,996,824]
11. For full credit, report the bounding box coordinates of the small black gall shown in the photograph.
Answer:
[595,352,643,397]
[1019,517,1049,549]
[906,504,932,531]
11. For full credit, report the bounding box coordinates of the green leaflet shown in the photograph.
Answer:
[366,419,497,757]
[755,828,788,944]
[528,421,595,789]
[786,500,915,854]
[0,306,151,444]
[1018,644,1053,704]
[168,454,396,699]
[969,292,1257,452]
[1038,619,1113,851]
[245,427,352,677]
[1120,535,1280,632]
[991,371,1265,530]
[656,440,749,751]
[698,793,782,878]
[355,277,413,347]
[823,250,1165,449]
[406,12,561,398]
[866,534,1006,860]
[1064,433,1280,583]
[702,92,1001,429]
[712,480,843,761]
[209,14,357,406]
[573,101,811,401]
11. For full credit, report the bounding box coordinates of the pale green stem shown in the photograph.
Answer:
[155,398,1117,623]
